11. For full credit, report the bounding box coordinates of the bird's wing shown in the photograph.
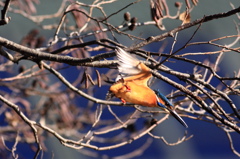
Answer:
[116,47,141,77]
[115,47,152,86]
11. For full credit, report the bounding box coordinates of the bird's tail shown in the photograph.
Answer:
[168,109,188,128]
[154,89,188,128]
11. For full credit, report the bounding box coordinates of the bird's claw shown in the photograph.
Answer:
[120,98,126,104]
[124,85,131,92]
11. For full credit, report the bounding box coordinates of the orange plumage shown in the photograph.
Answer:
[108,47,187,128]
[110,80,158,107]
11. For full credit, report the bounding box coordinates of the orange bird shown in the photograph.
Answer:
[108,47,188,128]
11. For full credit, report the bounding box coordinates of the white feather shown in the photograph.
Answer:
[115,47,142,81]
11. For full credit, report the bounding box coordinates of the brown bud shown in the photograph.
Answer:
[130,17,137,24]
[128,24,136,31]
[124,12,131,21]
[174,2,182,8]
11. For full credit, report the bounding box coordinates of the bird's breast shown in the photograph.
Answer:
[110,81,158,107]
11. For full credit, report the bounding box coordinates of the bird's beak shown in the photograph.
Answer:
[168,109,188,128]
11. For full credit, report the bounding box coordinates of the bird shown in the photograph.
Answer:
[108,47,188,128]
